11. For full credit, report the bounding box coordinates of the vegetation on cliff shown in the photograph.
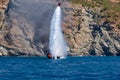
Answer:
[70,0,120,34]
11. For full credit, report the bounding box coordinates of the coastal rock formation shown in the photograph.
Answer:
[0,0,120,56]
[62,2,120,56]
[0,0,48,56]
[0,0,10,56]
[0,46,8,56]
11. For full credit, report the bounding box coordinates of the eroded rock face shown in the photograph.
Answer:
[0,0,10,55]
[0,0,9,29]
[0,0,55,56]
[62,3,120,56]
[0,0,120,56]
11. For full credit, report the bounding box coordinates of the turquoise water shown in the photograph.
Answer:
[0,56,120,80]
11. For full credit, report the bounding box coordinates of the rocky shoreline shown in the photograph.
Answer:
[0,0,120,56]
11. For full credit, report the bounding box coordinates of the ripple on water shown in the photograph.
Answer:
[0,56,120,80]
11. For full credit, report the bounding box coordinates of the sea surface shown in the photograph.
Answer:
[0,56,120,80]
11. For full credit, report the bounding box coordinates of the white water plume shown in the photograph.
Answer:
[49,6,67,59]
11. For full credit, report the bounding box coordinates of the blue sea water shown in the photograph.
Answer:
[0,56,120,80]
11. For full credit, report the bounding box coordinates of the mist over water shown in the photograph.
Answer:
[49,6,67,59]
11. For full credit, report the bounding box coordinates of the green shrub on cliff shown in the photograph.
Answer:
[71,0,120,23]
[71,0,120,12]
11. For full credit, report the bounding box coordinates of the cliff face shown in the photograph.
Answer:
[0,0,120,56]
[62,1,120,56]
[0,0,55,56]
[0,0,9,28]
[0,0,10,56]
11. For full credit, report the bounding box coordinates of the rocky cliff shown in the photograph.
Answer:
[0,0,10,56]
[62,0,120,56]
[0,0,51,56]
[0,0,120,56]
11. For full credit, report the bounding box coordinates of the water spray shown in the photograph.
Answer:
[48,2,67,59]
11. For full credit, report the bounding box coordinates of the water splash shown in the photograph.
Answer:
[49,6,67,59]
